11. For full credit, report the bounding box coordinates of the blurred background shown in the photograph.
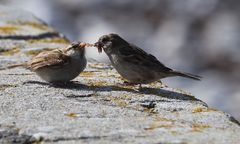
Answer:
[1,0,239,120]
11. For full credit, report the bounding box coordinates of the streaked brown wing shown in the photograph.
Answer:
[118,43,172,71]
[27,49,71,71]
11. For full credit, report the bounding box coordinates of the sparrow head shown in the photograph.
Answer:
[66,41,85,57]
[95,33,129,54]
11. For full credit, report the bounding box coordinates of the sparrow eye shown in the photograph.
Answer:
[71,42,80,49]
[101,37,109,43]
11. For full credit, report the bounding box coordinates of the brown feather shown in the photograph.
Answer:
[27,49,71,71]
[119,43,172,72]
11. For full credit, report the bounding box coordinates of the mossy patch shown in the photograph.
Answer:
[27,38,70,44]
[87,80,108,87]
[191,123,210,132]
[145,121,174,130]
[0,47,20,55]
[107,74,121,78]
[21,22,50,30]
[88,63,106,68]
[82,72,119,78]
[8,21,51,31]
[65,113,79,118]
[0,25,19,34]
[192,107,218,113]
[80,71,95,77]
[143,108,158,114]
[0,84,17,91]
[154,117,174,122]
[120,94,133,100]
[145,117,175,130]
[88,63,113,70]
[107,96,128,108]
[170,131,179,136]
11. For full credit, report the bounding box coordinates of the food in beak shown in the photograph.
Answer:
[94,42,103,53]
[79,43,95,48]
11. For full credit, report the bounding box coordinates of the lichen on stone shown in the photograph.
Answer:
[0,25,19,34]
[191,122,211,132]
[0,84,17,91]
[80,71,96,77]
[87,80,109,87]
[145,120,174,130]
[0,47,21,55]
[65,113,80,118]
[27,38,70,44]
[8,21,52,31]
[106,96,128,108]
[192,107,218,113]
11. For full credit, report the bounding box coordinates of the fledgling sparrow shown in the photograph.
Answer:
[7,42,93,83]
[95,33,201,85]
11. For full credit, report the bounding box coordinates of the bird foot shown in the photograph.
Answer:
[120,81,143,89]
[157,80,168,88]
[123,81,135,86]
[123,81,139,86]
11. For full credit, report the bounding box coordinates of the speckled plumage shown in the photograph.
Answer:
[8,42,87,83]
[96,33,201,84]
[29,42,88,83]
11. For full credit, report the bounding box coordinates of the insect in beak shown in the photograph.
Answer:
[77,43,95,49]
[94,42,103,53]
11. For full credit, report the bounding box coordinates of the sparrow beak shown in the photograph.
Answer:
[79,43,87,48]
[94,42,103,53]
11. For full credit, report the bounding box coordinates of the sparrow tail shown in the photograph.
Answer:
[0,63,26,70]
[170,70,202,81]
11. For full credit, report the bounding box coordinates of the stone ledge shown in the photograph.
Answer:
[0,5,240,144]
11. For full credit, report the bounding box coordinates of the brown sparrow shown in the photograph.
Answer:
[95,33,201,85]
[7,42,93,83]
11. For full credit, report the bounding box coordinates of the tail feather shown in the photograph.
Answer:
[170,70,202,81]
[0,63,26,70]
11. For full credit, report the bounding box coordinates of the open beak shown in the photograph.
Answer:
[94,42,103,53]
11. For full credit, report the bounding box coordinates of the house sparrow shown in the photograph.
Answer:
[95,33,201,85]
[7,42,93,83]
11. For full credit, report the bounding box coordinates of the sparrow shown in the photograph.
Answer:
[95,33,201,86]
[6,42,93,83]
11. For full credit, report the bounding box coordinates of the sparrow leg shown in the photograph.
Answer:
[138,84,143,89]
[158,80,168,88]
[158,80,162,84]
[123,81,139,86]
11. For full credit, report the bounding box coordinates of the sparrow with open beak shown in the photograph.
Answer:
[95,33,201,86]
[7,42,93,83]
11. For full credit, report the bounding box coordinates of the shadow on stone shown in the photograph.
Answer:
[138,87,204,103]
[23,80,205,103]
[23,80,50,86]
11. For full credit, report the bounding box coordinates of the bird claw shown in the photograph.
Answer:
[123,81,138,86]
[120,81,142,89]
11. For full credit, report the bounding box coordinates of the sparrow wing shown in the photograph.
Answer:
[118,43,172,72]
[27,49,71,71]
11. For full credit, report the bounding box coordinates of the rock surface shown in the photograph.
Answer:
[0,5,240,144]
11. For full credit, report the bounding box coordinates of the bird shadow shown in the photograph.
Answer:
[23,80,205,103]
[138,87,205,104]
